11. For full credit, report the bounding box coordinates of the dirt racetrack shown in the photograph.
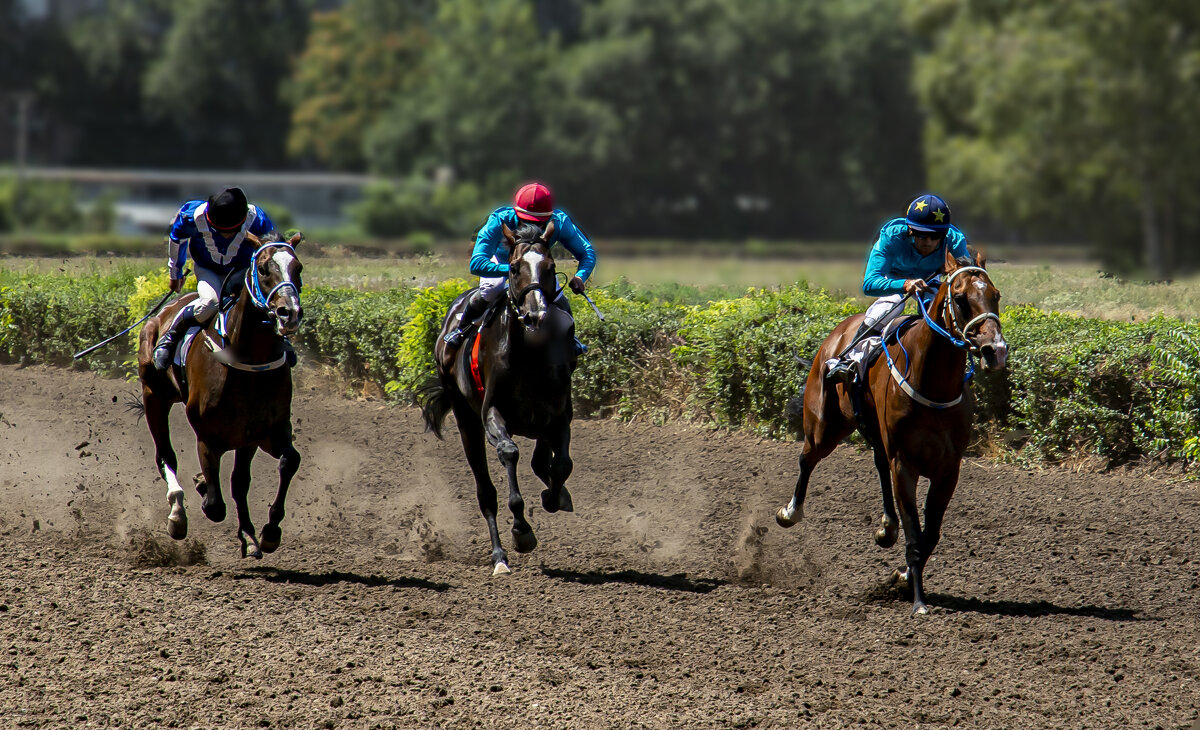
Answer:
[0,363,1197,729]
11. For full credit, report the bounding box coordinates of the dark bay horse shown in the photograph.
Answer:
[137,231,304,558]
[421,222,575,576]
[775,249,1008,613]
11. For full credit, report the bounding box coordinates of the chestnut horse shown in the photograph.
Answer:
[137,231,304,558]
[420,222,575,576]
[775,249,1007,613]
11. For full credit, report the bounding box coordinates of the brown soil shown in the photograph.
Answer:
[0,364,1197,729]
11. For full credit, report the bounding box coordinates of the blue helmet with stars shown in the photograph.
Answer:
[905,194,952,233]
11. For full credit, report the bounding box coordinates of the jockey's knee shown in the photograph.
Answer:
[191,298,218,324]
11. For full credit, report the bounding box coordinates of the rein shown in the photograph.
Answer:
[881,266,998,409]
[202,242,301,373]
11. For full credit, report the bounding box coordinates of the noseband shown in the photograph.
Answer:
[246,243,302,313]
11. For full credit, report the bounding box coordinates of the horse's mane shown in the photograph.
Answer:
[513,223,546,247]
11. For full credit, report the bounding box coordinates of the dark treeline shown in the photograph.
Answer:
[3,0,1199,275]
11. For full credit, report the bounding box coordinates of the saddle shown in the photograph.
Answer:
[847,314,921,449]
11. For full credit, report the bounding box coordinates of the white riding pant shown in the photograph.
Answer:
[184,265,225,324]
[862,293,907,332]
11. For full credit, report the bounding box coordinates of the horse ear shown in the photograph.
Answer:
[539,219,556,243]
[501,223,516,245]
[944,246,959,274]
[246,232,263,248]
[973,248,987,269]
[289,231,303,246]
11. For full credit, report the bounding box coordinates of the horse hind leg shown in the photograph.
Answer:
[144,389,187,540]
[872,447,899,548]
[259,437,301,554]
[776,434,837,528]
[230,446,262,559]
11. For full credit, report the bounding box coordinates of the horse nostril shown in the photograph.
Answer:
[980,344,995,359]
[276,306,291,320]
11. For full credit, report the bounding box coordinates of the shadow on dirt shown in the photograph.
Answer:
[858,574,1145,621]
[231,566,452,592]
[541,567,725,594]
[927,594,1147,621]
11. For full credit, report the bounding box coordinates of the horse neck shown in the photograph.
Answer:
[900,287,969,402]
[225,287,279,358]
[501,304,565,372]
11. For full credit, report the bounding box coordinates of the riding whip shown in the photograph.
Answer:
[580,289,606,322]
[73,274,186,359]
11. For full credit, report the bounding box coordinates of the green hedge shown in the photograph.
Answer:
[1,270,1196,469]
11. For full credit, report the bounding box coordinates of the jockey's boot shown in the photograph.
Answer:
[152,304,200,371]
[824,322,874,384]
[573,337,588,357]
[443,294,488,349]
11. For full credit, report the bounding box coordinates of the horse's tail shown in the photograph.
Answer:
[785,356,812,435]
[417,376,452,441]
[125,393,146,422]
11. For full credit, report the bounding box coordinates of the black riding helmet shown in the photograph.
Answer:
[207,186,248,230]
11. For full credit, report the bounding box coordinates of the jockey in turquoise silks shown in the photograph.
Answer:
[824,193,971,383]
[442,182,596,356]
[151,186,282,370]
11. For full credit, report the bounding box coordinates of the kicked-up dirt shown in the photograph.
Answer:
[0,363,1196,729]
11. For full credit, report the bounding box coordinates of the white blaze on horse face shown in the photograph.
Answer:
[522,250,547,312]
[268,248,301,333]
[974,281,987,292]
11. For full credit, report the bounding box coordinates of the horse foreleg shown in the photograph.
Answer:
[920,466,960,566]
[259,434,301,555]
[196,441,227,523]
[144,390,187,540]
[538,421,574,514]
[455,401,509,575]
[484,406,536,554]
[873,448,899,548]
[890,458,929,615]
[230,446,262,559]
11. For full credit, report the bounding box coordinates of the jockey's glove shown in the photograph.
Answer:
[569,276,586,295]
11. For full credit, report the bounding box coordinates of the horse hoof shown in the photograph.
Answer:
[874,527,898,548]
[775,505,801,528]
[166,516,188,541]
[512,529,538,554]
[912,603,930,616]
[541,488,574,514]
[492,561,512,576]
[260,524,281,553]
[201,501,226,523]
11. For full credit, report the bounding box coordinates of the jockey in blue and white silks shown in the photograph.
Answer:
[443,182,597,356]
[151,186,278,370]
[825,194,971,383]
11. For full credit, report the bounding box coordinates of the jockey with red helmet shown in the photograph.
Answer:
[151,186,283,370]
[443,182,597,355]
[825,193,971,383]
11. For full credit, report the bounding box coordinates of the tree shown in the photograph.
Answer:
[143,0,313,168]
[908,0,1200,276]
[287,1,432,170]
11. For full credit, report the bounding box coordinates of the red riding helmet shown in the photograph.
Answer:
[513,182,554,222]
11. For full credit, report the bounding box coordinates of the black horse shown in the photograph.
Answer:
[421,222,575,575]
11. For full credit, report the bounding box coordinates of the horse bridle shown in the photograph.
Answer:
[246,242,302,314]
[938,266,1000,355]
